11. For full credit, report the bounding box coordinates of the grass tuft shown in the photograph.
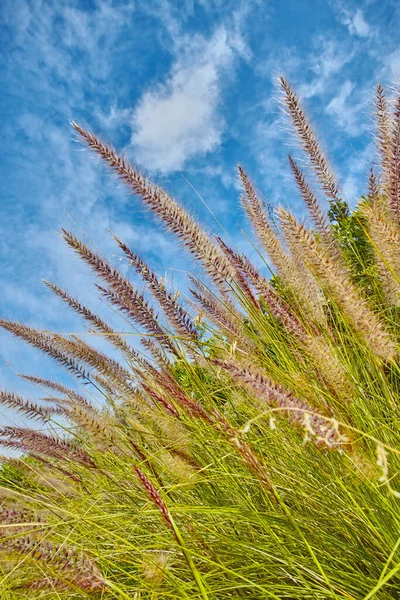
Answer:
[0,80,399,599]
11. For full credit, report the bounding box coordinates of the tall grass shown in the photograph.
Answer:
[0,78,399,599]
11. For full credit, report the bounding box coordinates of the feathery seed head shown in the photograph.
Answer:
[279,77,339,201]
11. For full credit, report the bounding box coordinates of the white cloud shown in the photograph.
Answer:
[129,27,246,173]
[343,9,370,37]
[351,9,370,37]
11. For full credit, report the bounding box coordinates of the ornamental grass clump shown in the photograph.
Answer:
[0,78,399,599]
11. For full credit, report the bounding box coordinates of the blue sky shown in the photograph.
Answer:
[0,0,399,421]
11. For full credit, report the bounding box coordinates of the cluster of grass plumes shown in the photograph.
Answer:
[0,78,399,599]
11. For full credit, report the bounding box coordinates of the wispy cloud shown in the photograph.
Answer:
[329,0,374,37]
[297,36,355,99]
[325,80,367,137]
[340,8,371,37]
[382,48,400,81]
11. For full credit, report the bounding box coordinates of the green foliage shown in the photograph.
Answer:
[328,197,380,297]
